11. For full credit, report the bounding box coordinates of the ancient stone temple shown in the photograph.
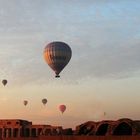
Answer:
[0,119,62,138]
[75,118,140,135]
[0,118,140,139]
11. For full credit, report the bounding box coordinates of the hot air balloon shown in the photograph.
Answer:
[42,98,47,105]
[44,41,72,78]
[59,105,66,114]
[2,79,7,86]
[23,100,28,106]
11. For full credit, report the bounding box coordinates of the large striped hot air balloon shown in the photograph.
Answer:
[44,41,72,78]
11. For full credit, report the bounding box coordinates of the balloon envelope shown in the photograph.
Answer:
[42,98,47,105]
[59,105,66,114]
[23,100,28,106]
[2,79,7,86]
[44,41,72,77]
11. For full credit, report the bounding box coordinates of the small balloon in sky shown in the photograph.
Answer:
[23,100,28,106]
[44,41,72,78]
[2,79,7,86]
[42,98,47,105]
[59,104,66,114]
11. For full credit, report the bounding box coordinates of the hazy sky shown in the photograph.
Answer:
[0,0,140,129]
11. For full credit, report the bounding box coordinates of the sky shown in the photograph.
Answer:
[0,0,140,129]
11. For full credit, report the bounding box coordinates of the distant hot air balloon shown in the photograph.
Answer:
[2,79,7,86]
[59,105,66,114]
[23,100,28,106]
[44,41,72,78]
[42,98,47,105]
